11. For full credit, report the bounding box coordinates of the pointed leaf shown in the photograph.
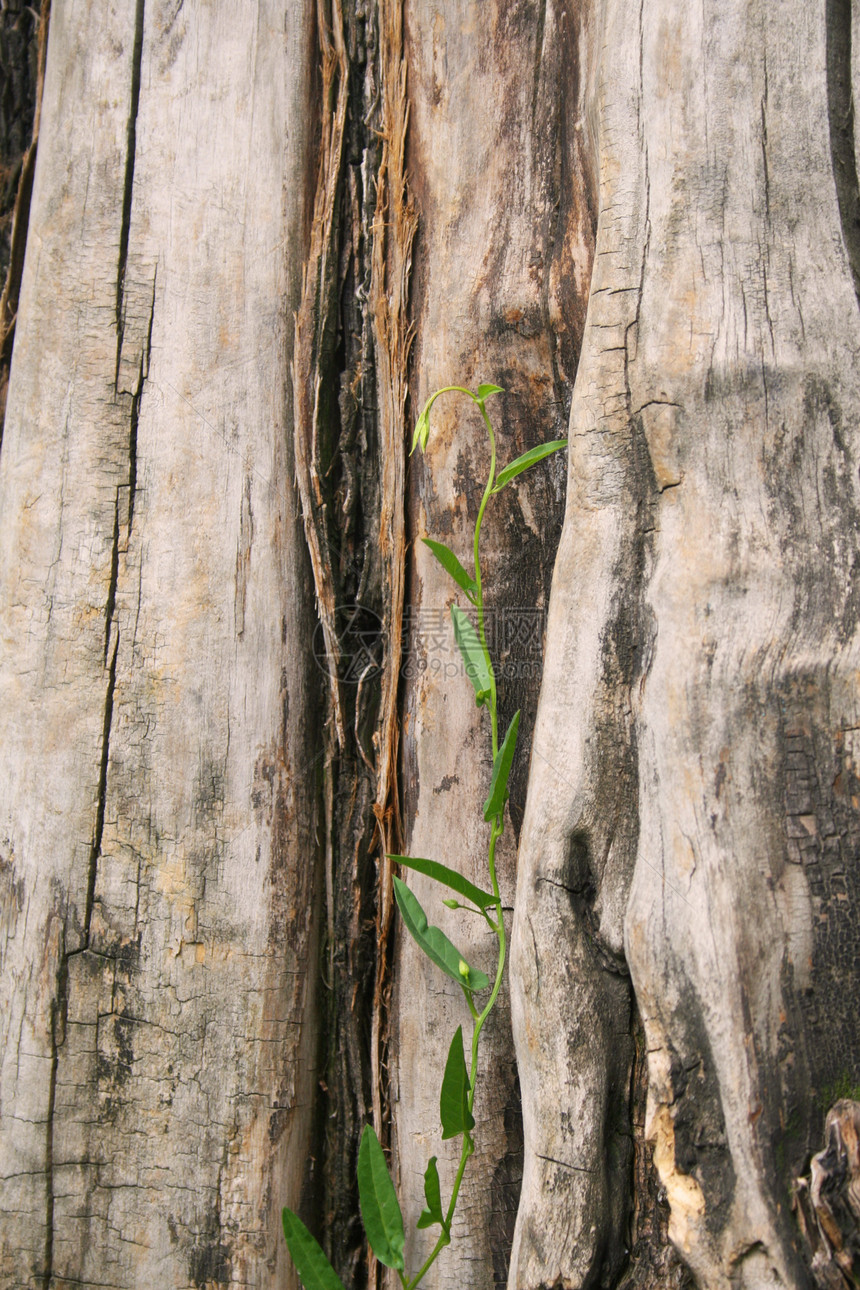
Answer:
[357,1125,405,1272]
[282,1210,347,1290]
[483,710,521,822]
[417,1156,445,1229]
[411,407,430,454]
[476,383,504,401]
[393,876,489,991]
[388,854,496,910]
[421,538,477,598]
[450,605,493,707]
[492,439,568,493]
[440,1026,475,1141]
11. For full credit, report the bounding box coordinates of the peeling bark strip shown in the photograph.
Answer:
[293,0,349,755]
[368,0,418,1157]
[0,0,49,445]
[291,0,413,1280]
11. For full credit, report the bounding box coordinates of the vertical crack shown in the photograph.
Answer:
[760,54,771,221]
[42,943,67,1290]
[103,497,121,664]
[128,375,140,531]
[37,7,146,1282]
[826,0,860,303]
[127,269,155,531]
[114,0,145,381]
[292,1,414,1279]
[85,634,119,942]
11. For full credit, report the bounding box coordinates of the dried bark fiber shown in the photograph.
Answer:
[290,0,417,1281]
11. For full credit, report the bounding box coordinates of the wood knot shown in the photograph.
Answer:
[794,1100,860,1287]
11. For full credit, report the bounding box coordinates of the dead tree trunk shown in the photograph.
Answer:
[1,1,860,1289]
[0,3,323,1286]
[511,0,860,1287]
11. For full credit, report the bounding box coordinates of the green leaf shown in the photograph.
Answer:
[411,407,430,454]
[393,876,489,991]
[476,383,504,402]
[388,855,496,910]
[491,439,568,493]
[357,1125,405,1272]
[483,710,521,822]
[416,1156,445,1229]
[450,605,493,708]
[421,538,477,598]
[440,1026,475,1141]
[282,1210,346,1290]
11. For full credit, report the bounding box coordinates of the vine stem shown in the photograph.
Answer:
[404,823,505,1290]
[473,401,498,758]
[404,394,505,1290]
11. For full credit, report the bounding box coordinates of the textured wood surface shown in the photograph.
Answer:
[389,2,591,1285]
[3,0,860,1287]
[0,3,321,1285]
[511,0,860,1286]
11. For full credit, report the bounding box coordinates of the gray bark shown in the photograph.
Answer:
[2,0,860,1288]
[0,3,321,1285]
[511,0,860,1287]
[391,2,591,1284]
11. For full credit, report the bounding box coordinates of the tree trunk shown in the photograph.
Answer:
[0,3,323,1285]
[511,0,860,1286]
[2,1,860,1289]
[390,4,592,1285]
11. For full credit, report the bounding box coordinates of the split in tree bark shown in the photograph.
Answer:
[0,0,48,443]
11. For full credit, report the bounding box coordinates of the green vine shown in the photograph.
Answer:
[282,384,567,1289]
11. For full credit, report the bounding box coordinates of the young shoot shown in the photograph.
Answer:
[282,384,567,1290]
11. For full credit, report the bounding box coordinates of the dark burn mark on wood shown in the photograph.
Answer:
[825,0,860,305]
[189,1204,232,1287]
[776,710,860,1164]
[0,0,48,447]
[490,1075,525,1289]
[668,1037,736,1238]
[433,773,460,794]
[761,375,860,648]
[617,1011,694,1290]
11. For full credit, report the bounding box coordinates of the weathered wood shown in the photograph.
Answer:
[0,3,321,1285]
[390,2,592,1284]
[289,2,417,1279]
[511,0,860,1286]
[4,0,860,1286]
[795,1100,860,1287]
